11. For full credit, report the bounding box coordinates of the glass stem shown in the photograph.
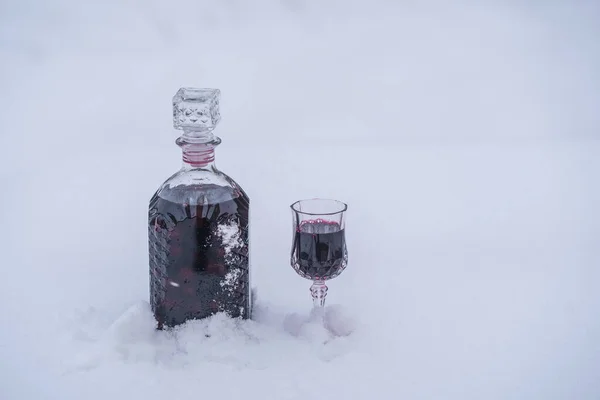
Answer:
[310,281,328,308]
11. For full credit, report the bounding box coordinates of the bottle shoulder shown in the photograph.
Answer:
[153,167,248,206]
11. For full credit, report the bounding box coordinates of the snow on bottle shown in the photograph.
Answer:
[148,88,250,329]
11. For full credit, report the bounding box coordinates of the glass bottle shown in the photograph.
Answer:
[148,88,250,329]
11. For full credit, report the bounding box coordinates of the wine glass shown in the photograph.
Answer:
[290,199,348,309]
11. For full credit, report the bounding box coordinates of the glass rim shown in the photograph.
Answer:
[290,198,348,216]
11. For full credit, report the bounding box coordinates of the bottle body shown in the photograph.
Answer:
[149,167,250,329]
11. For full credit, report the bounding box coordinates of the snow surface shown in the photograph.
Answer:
[1,1,600,399]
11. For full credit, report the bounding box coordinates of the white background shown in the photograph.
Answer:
[1,1,599,399]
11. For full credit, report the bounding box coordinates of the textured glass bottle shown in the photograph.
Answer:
[149,88,250,329]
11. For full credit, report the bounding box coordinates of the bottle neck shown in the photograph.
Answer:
[176,131,221,169]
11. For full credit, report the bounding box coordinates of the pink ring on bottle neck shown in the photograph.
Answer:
[182,144,215,167]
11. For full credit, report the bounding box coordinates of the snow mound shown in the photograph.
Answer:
[66,298,359,374]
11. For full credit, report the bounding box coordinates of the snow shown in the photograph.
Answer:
[217,220,243,256]
[1,1,600,399]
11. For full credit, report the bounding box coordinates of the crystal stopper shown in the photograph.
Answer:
[173,88,221,131]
